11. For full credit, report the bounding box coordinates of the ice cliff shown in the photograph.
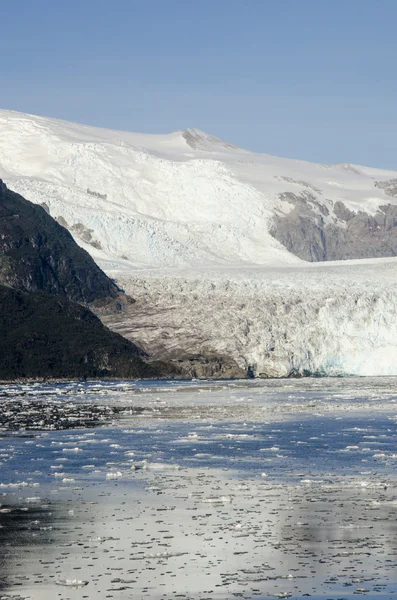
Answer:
[103,260,397,378]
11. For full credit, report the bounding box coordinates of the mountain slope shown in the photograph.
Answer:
[0,179,124,309]
[2,109,397,269]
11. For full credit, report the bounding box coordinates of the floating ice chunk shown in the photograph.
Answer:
[130,551,187,560]
[232,523,249,530]
[0,481,37,488]
[89,536,118,543]
[141,461,181,470]
[202,495,233,503]
[106,471,123,479]
[56,579,89,587]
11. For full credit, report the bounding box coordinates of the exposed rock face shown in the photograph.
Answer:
[0,284,169,381]
[271,192,328,262]
[271,191,397,261]
[53,214,102,250]
[70,222,102,249]
[375,179,397,197]
[181,128,238,151]
[157,353,244,379]
[0,180,122,309]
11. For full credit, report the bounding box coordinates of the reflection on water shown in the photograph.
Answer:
[0,379,397,599]
[0,497,67,591]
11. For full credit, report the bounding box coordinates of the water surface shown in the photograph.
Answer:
[1,377,397,599]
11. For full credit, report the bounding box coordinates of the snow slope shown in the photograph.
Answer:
[2,109,397,376]
[1,109,397,268]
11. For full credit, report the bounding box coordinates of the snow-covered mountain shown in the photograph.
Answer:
[2,109,397,269]
[2,109,397,377]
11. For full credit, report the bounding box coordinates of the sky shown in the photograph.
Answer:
[2,0,397,168]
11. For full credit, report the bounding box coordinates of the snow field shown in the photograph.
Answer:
[1,108,397,269]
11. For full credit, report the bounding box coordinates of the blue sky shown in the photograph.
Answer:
[2,0,397,168]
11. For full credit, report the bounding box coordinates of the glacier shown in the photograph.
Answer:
[102,258,397,378]
[2,108,397,377]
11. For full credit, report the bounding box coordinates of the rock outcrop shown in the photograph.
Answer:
[271,191,397,262]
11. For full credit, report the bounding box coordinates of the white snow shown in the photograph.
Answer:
[1,108,396,269]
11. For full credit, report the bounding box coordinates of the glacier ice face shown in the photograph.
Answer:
[103,259,397,377]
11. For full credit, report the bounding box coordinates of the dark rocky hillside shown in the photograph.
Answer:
[0,180,124,310]
[0,285,173,380]
[0,182,178,381]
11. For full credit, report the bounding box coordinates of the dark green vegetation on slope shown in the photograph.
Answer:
[0,181,176,380]
[0,180,123,309]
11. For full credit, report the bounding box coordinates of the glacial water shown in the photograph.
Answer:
[1,378,397,600]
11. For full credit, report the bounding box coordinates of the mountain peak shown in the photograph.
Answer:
[181,128,239,151]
